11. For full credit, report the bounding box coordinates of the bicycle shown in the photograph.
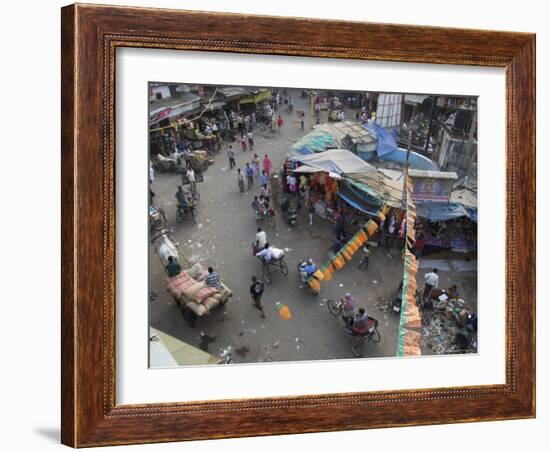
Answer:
[327,299,343,317]
[261,256,288,284]
[176,203,198,224]
[347,317,381,358]
[149,205,167,233]
[256,207,276,228]
[187,185,200,203]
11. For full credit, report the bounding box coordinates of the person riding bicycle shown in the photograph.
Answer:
[259,196,274,219]
[281,198,290,213]
[298,258,317,282]
[341,293,356,327]
[351,308,371,335]
[175,186,189,209]
[255,243,274,264]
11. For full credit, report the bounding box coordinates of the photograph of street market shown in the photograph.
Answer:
[148,83,478,367]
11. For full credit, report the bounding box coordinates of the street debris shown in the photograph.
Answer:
[420,316,460,355]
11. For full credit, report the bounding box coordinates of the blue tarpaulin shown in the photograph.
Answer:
[364,122,397,157]
[362,122,439,171]
[379,149,439,171]
[465,207,478,222]
[416,202,469,222]
[338,179,384,216]
[338,193,380,216]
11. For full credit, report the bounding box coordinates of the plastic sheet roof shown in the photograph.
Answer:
[289,149,377,175]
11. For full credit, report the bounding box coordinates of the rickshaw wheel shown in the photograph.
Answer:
[182,307,196,327]
[349,335,365,358]
[176,208,184,224]
[262,265,272,284]
[327,299,341,316]
[280,258,288,276]
[370,328,381,343]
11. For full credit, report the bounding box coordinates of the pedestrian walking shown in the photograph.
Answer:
[237,115,244,135]
[260,184,271,203]
[186,167,196,192]
[245,163,254,190]
[250,276,266,318]
[308,202,315,225]
[240,135,248,152]
[227,145,235,169]
[237,168,245,193]
[414,234,425,259]
[182,146,192,169]
[252,153,260,178]
[263,154,272,175]
[277,115,284,132]
[247,131,254,150]
[423,268,439,301]
[358,244,371,270]
[260,170,269,187]
[271,114,276,132]
[300,115,305,131]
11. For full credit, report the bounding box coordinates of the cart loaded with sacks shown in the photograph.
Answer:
[166,263,232,326]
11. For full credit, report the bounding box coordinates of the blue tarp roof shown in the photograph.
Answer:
[338,193,380,216]
[416,202,470,222]
[362,122,439,171]
[364,122,397,157]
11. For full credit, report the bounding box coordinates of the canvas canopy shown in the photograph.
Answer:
[289,149,376,175]
[290,121,377,155]
[415,202,470,222]
[342,172,476,222]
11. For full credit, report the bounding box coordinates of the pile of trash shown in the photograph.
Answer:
[375,297,395,313]
[420,315,460,354]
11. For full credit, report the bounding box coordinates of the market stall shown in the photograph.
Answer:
[283,149,377,222]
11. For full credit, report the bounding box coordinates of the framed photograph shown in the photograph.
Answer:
[61,3,535,447]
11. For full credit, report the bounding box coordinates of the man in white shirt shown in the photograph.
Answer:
[255,227,267,253]
[423,268,439,301]
[255,243,274,263]
[186,168,196,191]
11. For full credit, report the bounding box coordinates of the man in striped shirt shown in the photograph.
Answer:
[206,266,221,290]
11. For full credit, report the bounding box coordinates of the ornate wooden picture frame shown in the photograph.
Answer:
[61,3,535,447]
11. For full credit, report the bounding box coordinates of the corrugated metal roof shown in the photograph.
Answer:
[450,188,477,208]
[346,171,404,208]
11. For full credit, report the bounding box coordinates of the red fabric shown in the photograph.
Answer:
[353,319,376,335]
[194,286,218,303]
[166,271,197,296]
